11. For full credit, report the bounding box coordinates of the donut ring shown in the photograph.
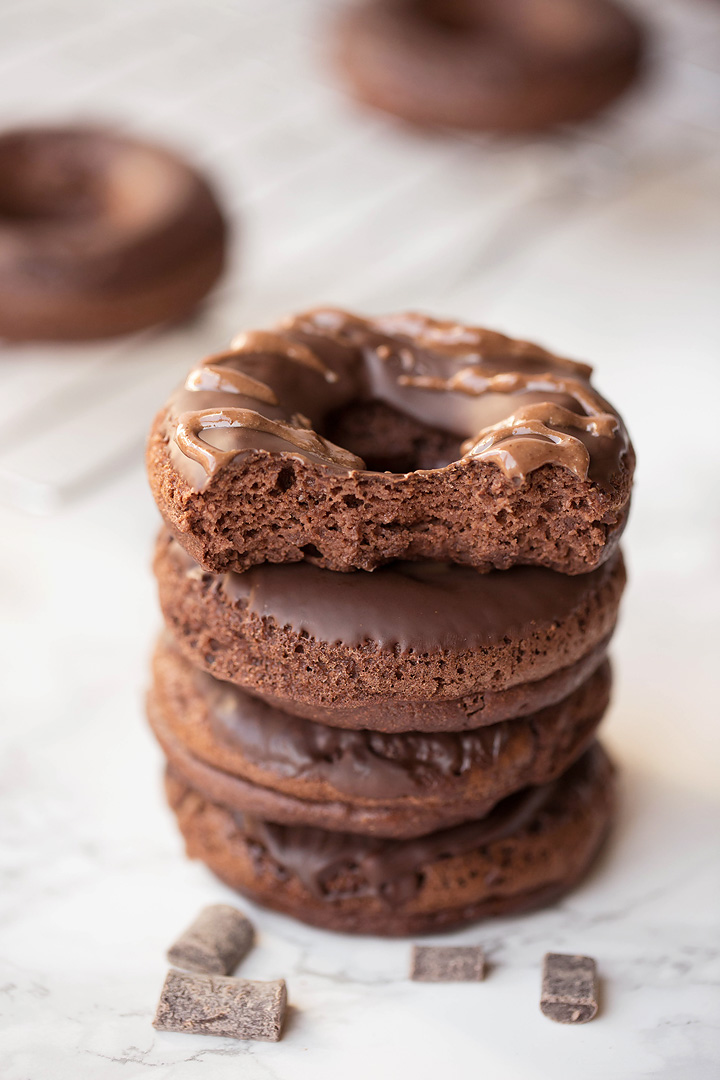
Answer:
[154,532,625,729]
[0,126,227,341]
[165,743,615,935]
[149,635,610,839]
[334,0,645,132]
[148,308,634,576]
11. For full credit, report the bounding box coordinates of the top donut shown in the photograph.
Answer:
[147,308,634,575]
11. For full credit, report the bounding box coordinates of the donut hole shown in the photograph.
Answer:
[416,0,480,33]
[0,135,103,224]
[324,399,462,473]
[0,169,99,223]
[0,130,186,236]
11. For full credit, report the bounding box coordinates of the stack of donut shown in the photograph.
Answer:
[146,307,634,935]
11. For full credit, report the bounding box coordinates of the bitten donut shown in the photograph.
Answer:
[148,308,634,576]
[154,532,625,730]
[149,636,610,838]
[165,743,615,936]
[0,126,227,341]
[333,0,644,132]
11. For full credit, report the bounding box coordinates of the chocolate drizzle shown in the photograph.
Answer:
[229,330,339,382]
[184,362,279,404]
[237,746,607,904]
[175,408,362,475]
[163,307,629,491]
[463,401,618,481]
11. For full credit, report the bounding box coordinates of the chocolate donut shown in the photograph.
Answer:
[334,0,645,132]
[150,636,610,838]
[0,126,227,341]
[148,308,634,576]
[154,532,625,730]
[165,743,615,936]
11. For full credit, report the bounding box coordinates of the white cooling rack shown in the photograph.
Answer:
[0,0,718,512]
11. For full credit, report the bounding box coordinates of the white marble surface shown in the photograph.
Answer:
[1,1,720,1077]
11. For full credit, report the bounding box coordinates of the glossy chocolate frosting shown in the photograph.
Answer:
[201,658,609,801]
[163,308,629,492]
[236,744,609,904]
[178,537,623,653]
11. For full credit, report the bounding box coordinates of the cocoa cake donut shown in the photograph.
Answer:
[154,531,625,730]
[0,126,227,341]
[333,0,645,133]
[150,636,611,838]
[165,742,615,936]
[148,308,634,576]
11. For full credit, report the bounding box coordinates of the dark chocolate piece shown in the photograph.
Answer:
[411,945,485,982]
[541,952,598,1024]
[153,969,287,1041]
[167,904,254,975]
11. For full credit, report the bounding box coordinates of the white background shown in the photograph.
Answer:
[1,1,719,1077]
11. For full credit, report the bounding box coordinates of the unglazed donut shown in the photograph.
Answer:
[333,0,645,132]
[148,308,634,576]
[0,126,227,341]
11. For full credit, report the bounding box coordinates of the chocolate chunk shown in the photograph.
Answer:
[541,952,598,1024]
[167,904,254,974]
[153,969,287,1041]
[411,945,486,982]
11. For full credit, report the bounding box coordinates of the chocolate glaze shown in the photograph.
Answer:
[176,537,623,653]
[200,659,609,801]
[163,308,629,492]
[236,744,608,904]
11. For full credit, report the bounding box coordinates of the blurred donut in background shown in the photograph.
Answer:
[0,126,228,342]
[333,0,646,133]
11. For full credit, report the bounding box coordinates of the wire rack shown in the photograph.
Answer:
[1,0,718,512]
